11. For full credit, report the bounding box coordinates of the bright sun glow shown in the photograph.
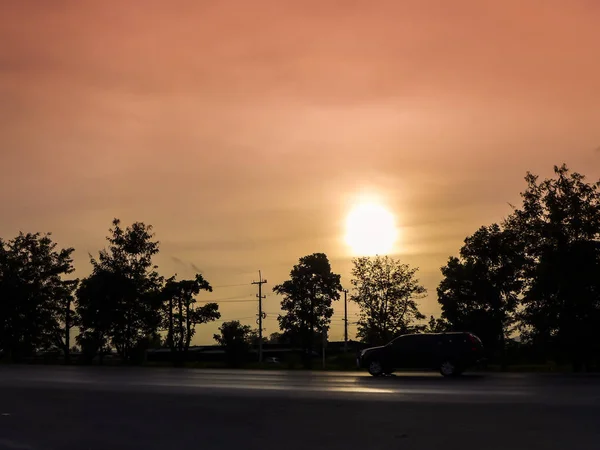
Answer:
[344,202,398,256]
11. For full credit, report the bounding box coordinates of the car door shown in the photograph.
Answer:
[438,333,463,362]
[405,335,436,368]
[419,335,444,368]
[389,335,421,368]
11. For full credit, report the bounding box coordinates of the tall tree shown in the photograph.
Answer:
[54,276,79,364]
[505,164,600,369]
[213,320,257,367]
[75,268,120,364]
[0,233,77,362]
[273,253,341,367]
[161,274,220,365]
[75,219,163,363]
[350,255,426,345]
[437,224,524,364]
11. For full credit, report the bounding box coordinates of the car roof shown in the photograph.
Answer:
[396,332,470,338]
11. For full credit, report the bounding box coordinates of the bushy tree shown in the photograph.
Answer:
[213,320,256,367]
[505,165,600,369]
[75,219,163,363]
[350,255,426,345]
[161,274,220,365]
[437,224,524,364]
[0,233,77,362]
[266,332,287,344]
[273,253,341,367]
[75,268,120,364]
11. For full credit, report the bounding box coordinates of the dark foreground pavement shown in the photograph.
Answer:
[1,367,600,450]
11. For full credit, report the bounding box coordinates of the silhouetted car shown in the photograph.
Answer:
[357,332,484,377]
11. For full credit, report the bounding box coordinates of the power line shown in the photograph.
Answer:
[213,315,255,324]
[209,295,254,301]
[197,298,256,304]
[212,283,251,288]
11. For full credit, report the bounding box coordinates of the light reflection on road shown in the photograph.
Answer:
[3,367,600,406]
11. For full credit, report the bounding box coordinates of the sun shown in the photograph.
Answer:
[344,202,398,256]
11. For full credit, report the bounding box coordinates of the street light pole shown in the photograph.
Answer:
[343,289,348,352]
[322,325,326,369]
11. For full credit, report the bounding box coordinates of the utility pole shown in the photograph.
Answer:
[322,325,326,369]
[310,274,318,370]
[252,271,267,363]
[342,289,348,352]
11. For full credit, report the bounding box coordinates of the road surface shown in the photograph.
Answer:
[1,366,599,449]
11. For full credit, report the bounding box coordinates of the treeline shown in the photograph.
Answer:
[436,165,600,370]
[1,164,599,370]
[0,219,226,365]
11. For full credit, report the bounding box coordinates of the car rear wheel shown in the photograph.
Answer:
[439,360,459,377]
[368,359,384,377]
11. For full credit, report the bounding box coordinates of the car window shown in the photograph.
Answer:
[442,333,466,345]
[390,335,406,347]
[391,335,424,351]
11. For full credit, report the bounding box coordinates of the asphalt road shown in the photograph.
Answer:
[1,367,599,450]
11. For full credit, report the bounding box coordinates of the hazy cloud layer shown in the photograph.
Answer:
[1,0,599,342]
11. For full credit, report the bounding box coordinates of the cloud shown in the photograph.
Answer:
[169,256,202,275]
[170,256,185,266]
[2,0,600,343]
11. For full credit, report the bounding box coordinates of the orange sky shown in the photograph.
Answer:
[1,0,599,344]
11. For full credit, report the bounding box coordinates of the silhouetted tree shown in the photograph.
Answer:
[56,279,79,364]
[75,268,119,364]
[505,165,600,369]
[425,315,450,333]
[273,253,342,367]
[75,219,163,364]
[437,224,524,365]
[145,332,163,350]
[0,233,77,362]
[213,320,256,367]
[266,332,287,344]
[350,255,426,345]
[161,274,220,365]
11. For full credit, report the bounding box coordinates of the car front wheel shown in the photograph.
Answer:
[368,359,385,377]
[439,360,460,377]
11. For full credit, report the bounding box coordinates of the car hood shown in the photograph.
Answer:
[361,345,385,356]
